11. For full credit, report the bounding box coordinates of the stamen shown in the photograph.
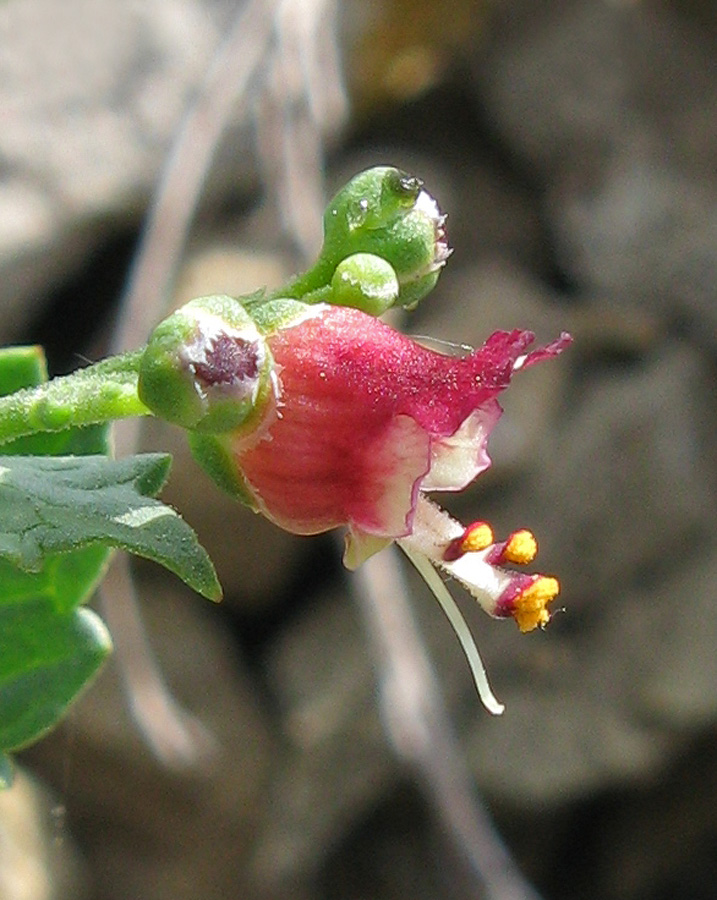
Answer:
[400,544,505,715]
[443,521,494,561]
[512,576,559,633]
[503,529,537,565]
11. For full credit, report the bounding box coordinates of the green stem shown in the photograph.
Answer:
[0,351,150,445]
[267,255,336,303]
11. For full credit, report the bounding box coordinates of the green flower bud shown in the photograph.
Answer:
[330,167,423,233]
[330,253,399,316]
[275,166,451,313]
[138,295,275,434]
[322,167,451,309]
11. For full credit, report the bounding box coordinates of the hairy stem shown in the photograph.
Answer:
[0,351,148,445]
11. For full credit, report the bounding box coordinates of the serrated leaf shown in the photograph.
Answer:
[0,600,111,751]
[0,348,113,612]
[0,348,117,770]
[0,454,221,600]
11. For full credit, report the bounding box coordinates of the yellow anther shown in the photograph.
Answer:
[513,576,559,633]
[461,522,494,554]
[504,529,538,565]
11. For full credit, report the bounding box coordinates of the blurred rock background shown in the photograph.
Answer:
[3,0,717,898]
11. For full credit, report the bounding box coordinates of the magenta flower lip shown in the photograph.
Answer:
[234,307,566,537]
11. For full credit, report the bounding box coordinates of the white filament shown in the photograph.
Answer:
[400,544,505,715]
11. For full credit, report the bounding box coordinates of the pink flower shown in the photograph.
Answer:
[137,164,572,713]
[233,304,570,712]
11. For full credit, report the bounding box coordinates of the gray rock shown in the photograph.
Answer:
[470,1,717,338]
[604,544,717,732]
[467,685,668,808]
[551,157,717,342]
[0,768,87,900]
[0,0,244,340]
[254,585,396,886]
[528,344,716,605]
[472,1,717,180]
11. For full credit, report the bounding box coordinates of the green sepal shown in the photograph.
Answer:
[188,432,258,510]
[246,297,317,336]
[138,313,203,427]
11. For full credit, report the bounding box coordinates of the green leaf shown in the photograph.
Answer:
[0,346,48,395]
[0,348,117,767]
[0,753,13,788]
[0,453,221,600]
[0,548,110,614]
[0,347,115,613]
[0,600,111,751]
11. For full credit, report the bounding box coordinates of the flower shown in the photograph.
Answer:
[229,302,571,712]
[137,166,571,715]
[137,294,275,435]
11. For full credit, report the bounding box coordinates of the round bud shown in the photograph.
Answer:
[320,166,451,311]
[138,295,275,434]
[330,253,399,316]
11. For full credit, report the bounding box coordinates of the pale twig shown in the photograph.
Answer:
[254,0,347,259]
[112,0,282,358]
[353,544,543,900]
[99,554,217,768]
[102,0,283,765]
[102,0,345,767]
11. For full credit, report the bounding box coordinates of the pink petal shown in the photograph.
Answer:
[422,401,502,492]
[236,306,565,538]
